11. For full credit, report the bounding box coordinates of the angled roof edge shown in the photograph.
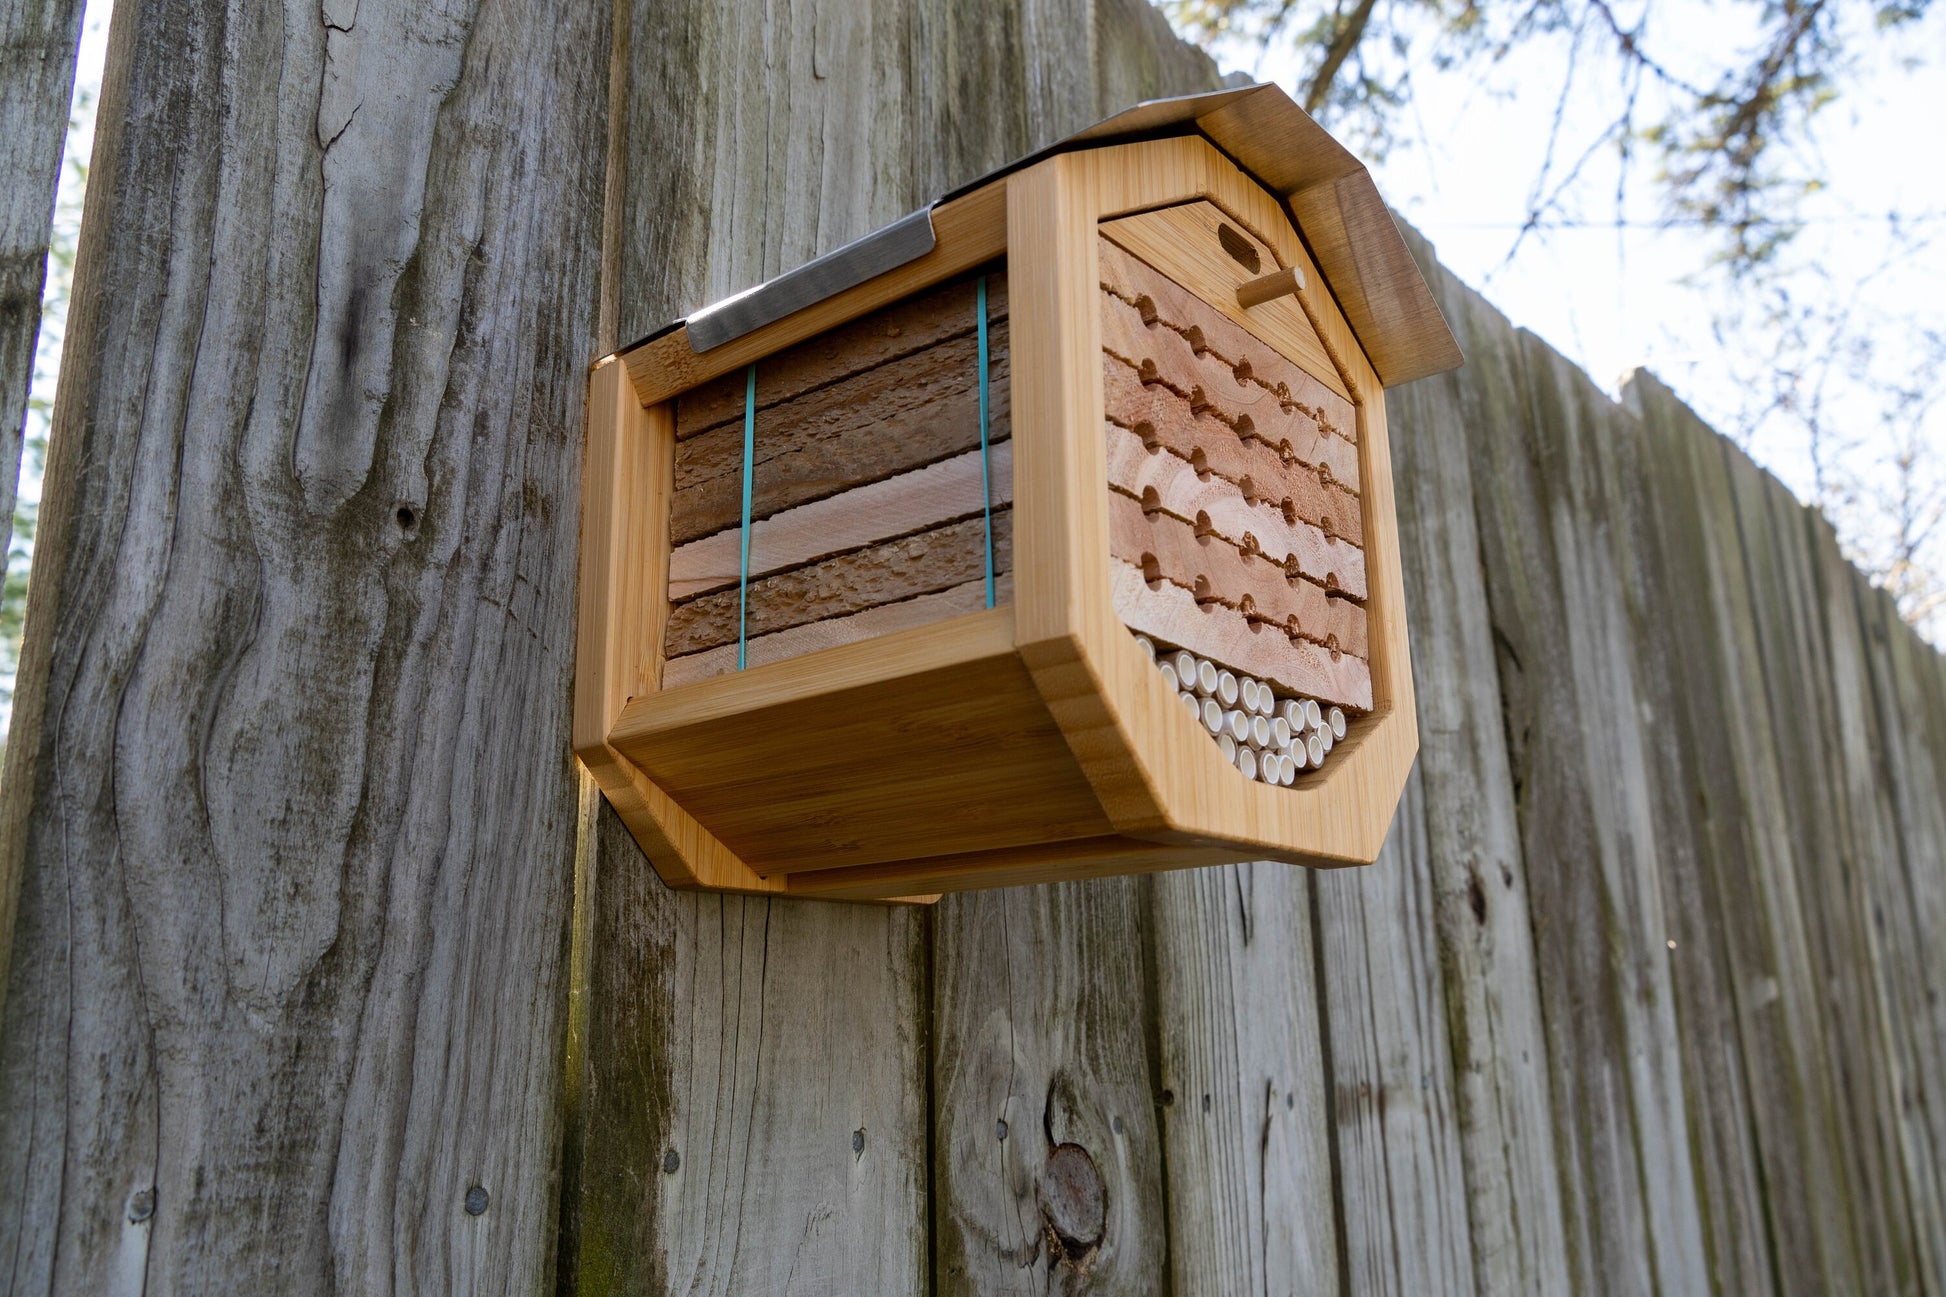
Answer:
[638,84,1462,387]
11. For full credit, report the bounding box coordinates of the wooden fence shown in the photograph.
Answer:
[1,1,1942,1293]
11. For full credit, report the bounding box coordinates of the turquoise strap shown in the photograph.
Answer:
[977,276,995,608]
[737,363,756,669]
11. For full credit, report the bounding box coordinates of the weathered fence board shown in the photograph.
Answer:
[1152,863,1339,1295]
[0,0,612,1291]
[0,0,82,598]
[1313,773,1474,1297]
[1391,241,1572,1297]
[932,879,1168,1295]
[1463,321,1704,1292]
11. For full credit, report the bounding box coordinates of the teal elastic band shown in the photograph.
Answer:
[977,276,995,608]
[737,363,756,669]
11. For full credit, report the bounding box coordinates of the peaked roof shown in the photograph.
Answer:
[667,84,1462,388]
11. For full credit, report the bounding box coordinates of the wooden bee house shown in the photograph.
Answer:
[576,84,1462,900]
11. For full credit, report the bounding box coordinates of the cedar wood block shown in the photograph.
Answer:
[1097,233,1356,443]
[672,325,1012,543]
[662,574,1016,689]
[676,274,1010,436]
[665,509,1015,656]
[668,440,1013,601]
[1099,290,1361,490]
[1105,421,1368,600]
[1107,489,1367,658]
[1102,355,1361,539]
[1110,560,1373,710]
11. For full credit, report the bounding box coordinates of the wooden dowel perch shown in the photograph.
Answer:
[1236,265,1303,309]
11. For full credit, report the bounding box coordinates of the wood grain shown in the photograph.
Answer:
[664,508,1012,657]
[674,273,1009,436]
[1102,202,1354,404]
[1313,774,1475,1296]
[668,440,1012,601]
[1110,560,1373,710]
[1105,420,1367,599]
[1152,861,1340,1294]
[1382,232,1572,1294]
[662,573,1015,689]
[0,0,84,1025]
[1103,352,1362,535]
[932,879,1168,1294]
[1107,488,1368,657]
[671,322,1011,543]
[1097,226,1356,436]
[0,0,612,1288]
[0,0,82,630]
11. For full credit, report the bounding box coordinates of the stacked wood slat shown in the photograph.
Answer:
[663,274,1011,682]
[1098,222,1370,775]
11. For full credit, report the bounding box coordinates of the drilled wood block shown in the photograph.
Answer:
[1104,422,1367,600]
[1107,489,1367,658]
[1110,560,1372,711]
[1103,354,1362,536]
[666,509,1014,657]
[1100,291,1362,489]
[675,274,1009,437]
[672,323,1012,544]
[669,440,1014,602]
[1098,232,1356,443]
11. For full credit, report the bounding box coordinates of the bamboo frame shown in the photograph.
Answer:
[575,133,1422,898]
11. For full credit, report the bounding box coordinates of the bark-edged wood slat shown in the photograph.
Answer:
[662,573,1016,689]
[665,508,1013,656]
[670,318,1011,543]
[674,273,1009,437]
[668,440,1013,601]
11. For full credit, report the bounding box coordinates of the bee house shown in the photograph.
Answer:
[575,84,1462,900]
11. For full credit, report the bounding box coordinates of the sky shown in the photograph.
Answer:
[1188,0,1946,621]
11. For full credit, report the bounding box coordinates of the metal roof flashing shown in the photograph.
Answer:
[641,84,1461,387]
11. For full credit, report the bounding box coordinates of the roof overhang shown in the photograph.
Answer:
[659,84,1463,388]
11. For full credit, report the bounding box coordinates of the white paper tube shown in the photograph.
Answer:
[1329,706,1347,739]
[1236,747,1258,780]
[1197,659,1219,695]
[1263,752,1284,783]
[1135,634,1155,660]
[1304,699,1323,729]
[1219,733,1237,761]
[1272,716,1292,747]
[1159,661,1179,691]
[1217,670,1239,707]
[1174,650,1197,682]
[1319,726,1334,754]
[1281,699,1305,728]
[1226,710,1250,742]
[1307,732,1325,765]
[1278,756,1296,786]
[1203,698,1225,734]
[1251,715,1272,746]
[1180,690,1200,716]
[1288,743,1308,771]
[1240,678,1260,711]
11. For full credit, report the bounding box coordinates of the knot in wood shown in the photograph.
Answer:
[1038,1142,1106,1257]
